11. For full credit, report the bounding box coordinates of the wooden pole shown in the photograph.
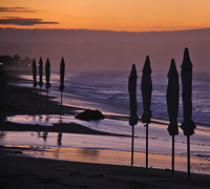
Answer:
[172,135,175,174]
[187,135,191,180]
[146,123,149,168]
[131,126,134,166]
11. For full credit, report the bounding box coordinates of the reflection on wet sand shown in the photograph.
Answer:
[1,129,210,175]
[57,132,62,146]
[37,131,49,142]
[43,132,48,141]
[0,131,6,139]
[2,145,209,175]
[54,147,61,159]
[79,148,99,159]
[34,131,63,146]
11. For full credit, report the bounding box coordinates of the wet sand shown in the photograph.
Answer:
[1,147,210,189]
[0,121,127,137]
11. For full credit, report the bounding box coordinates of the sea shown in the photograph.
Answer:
[3,69,210,174]
[20,69,210,126]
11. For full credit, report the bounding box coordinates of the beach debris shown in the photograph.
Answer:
[166,59,179,174]
[75,109,104,121]
[45,58,51,108]
[128,64,138,166]
[59,57,65,113]
[141,56,152,169]
[180,48,196,179]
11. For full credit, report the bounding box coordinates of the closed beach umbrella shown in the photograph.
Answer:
[141,56,152,168]
[59,57,65,111]
[59,57,65,93]
[181,48,196,179]
[39,57,43,88]
[45,58,51,108]
[45,58,51,90]
[166,59,179,174]
[128,64,138,166]
[32,59,37,88]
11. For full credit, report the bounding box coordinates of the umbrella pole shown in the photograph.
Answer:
[46,89,48,109]
[60,92,63,114]
[33,87,36,108]
[131,125,134,166]
[172,135,175,174]
[187,135,190,180]
[40,86,42,107]
[146,123,149,168]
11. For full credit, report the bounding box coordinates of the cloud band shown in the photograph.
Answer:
[0,7,36,13]
[0,17,59,26]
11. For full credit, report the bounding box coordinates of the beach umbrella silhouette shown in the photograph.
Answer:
[141,56,152,168]
[32,59,37,88]
[45,58,51,108]
[59,57,65,112]
[180,48,196,179]
[166,59,179,174]
[128,64,138,166]
[39,57,44,106]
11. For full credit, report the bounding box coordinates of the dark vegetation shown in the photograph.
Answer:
[0,54,32,71]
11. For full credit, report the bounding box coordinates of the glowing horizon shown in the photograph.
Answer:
[1,0,210,32]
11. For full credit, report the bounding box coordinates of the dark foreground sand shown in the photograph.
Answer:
[0,148,210,189]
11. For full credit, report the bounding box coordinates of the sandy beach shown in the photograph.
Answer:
[1,147,210,189]
[0,74,210,188]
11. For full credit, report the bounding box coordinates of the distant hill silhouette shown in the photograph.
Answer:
[0,28,210,71]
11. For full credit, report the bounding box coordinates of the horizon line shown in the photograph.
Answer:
[1,27,210,34]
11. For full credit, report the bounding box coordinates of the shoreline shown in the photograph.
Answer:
[8,73,210,129]
[2,75,128,137]
[4,74,168,136]
[3,75,109,134]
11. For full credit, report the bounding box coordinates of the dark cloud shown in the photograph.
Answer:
[0,7,36,13]
[0,17,59,26]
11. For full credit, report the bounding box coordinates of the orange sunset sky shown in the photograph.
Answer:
[1,0,210,32]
